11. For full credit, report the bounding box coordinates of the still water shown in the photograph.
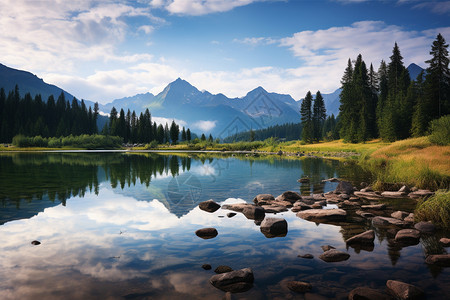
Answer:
[0,152,448,299]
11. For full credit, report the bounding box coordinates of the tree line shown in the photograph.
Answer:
[0,87,99,143]
[223,122,304,142]
[337,33,449,143]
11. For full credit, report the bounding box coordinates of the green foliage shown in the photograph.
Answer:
[300,91,313,143]
[415,190,450,230]
[428,114,450,145]
[223,122,302,142]
[12,134,122,149]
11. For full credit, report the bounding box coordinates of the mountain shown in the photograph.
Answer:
[0,63,108,130]
[103,78,302,137]
[407,63,425,81]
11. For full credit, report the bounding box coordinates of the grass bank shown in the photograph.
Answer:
[415,190,450,230]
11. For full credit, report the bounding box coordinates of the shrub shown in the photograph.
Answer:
[428,114,450,145]
[415,190,450,230]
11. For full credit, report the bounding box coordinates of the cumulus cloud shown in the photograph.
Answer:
[191,120,217,132]
[152,117,187,127]
[163,0,261,16]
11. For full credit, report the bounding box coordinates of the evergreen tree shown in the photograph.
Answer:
[411,71,428,136]
[208,134,213,142]
[156,124,164,144]
[425,33,450,118]
[376,60,388,136]
[186,128,191,142]
[200,133,206,141]
[312,91,326,141]
[300,91,313,143]
[169,120,180,144]
[164,123,170,143]
[181,126,186,141]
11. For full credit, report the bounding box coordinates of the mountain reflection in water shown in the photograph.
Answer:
[0,152,448,299]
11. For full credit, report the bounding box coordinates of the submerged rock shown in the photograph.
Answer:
[195,228,218,239]
[227,212,236,218]
[286,281,312,293]
[242,206,265,220]
[202,264,212,270]
[394,229,421,245]
[319,249,350,262]
[334,181,354,194]
[214,265,233,274]
[199,199,221,213]
[346,230,375,245]
[210,268,254,293]
[260,217,288,238]
[298,254,314,259]
[386,280,425,300]
[321,245,335,252]
[222,203,253,213]
[372,216,409,228]
[348,287,392,300]
[297,209,347,223]
[31,240,41,245]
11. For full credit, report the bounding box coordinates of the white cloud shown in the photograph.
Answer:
[191,120,217,132]
[138,25,155,34]
[152,117,187,127]
[413,1,450,15]
[164,0,260,16]
[233,37,277,46]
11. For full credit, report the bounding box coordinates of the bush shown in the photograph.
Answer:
[415,190,450,230]
[428,114,450,145]
[11,134,122,149]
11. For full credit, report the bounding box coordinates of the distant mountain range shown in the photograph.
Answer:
[0,62,424,137]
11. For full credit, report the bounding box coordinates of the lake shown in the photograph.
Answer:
[0,152,448,299]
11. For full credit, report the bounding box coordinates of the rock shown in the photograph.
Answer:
[202,264,212,270]
[311,203,323,209]
[322,177,339,182]
[334,181,354,194]
[222,203,253,213]
[361,204,386,210]
[195,228,218,239]
[297,209,347,223]
[386,280,425,300]
[253,194,275,205]
[339,193,350,200]
[321,245,335,252]
[440,238,450,247]
[275,191,302,203]
[31,240,41,245]
[408,190,434,199]
[404,213,414,223]
[286,281,312,293]
[346,230,375,245]
[277,150,283,155]
[215,265,233,274]
[381,191,409,198]
[348,287,392,300]
[298,177,310,183]
[414,221,436,234]
[261,205,288,213]
[360,187,374,192]
[242,206,265,220]
[199,199,221,212]
[391,211,410,220]
[354,191,384,200]
[356,210,375,218]
[341,200,360,207]
[260,217,288,238]
[210,268,254,293]
[227,212,236,218]
[298,254,314,259]
[425,254,450,267]
[372,216,408,228]
[319,249,350,262]
[394,229,421,245]
[398,185,411,194]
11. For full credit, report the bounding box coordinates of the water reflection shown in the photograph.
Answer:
[0,153,448,299]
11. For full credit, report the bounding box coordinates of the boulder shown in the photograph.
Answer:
[348,287,392,300]
[319,249,350,262]
[260,217,288,238]
[391,211,410,220]
[214,265,233,274]
[195,228,218,239]
[398,185,411,194]
[425,254,450,267]
[31,240,41,245]
[334,181,354,194]
[297,209,347,223]
[355,210,375,218]
[440,238,450,247]
[360,187,374,192]
[339,193,350,200]
[242,206,265,220]
[414,221,436,234]
[372,216,409,228]
[222,203,253,213]
[404,213,415,223]
[199,199,221,213]
[354,191,384,200]
[253,194,275,205]
[286,281,312,293]
[210,268,254,293]
[346,230,375,245]
[298,254,314,259]
[386,280,425,300]
[202,264,212,270]
[261,205,288,213]
[275,191,302,203]
[394,229,421,245]
[227,212,236,218]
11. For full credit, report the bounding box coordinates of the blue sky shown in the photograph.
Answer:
[0,0,449,104]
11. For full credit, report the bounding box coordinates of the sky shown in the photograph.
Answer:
[0,0,449,104]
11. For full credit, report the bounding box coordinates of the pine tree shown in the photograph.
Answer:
[200,133,206,141]
[425,33,450,118]
[411,71,428,136]
[186,128,191,142]
[181,126,186,141]
[300,91,313,143]
[169,120,179,144]
[312,91,326,141]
